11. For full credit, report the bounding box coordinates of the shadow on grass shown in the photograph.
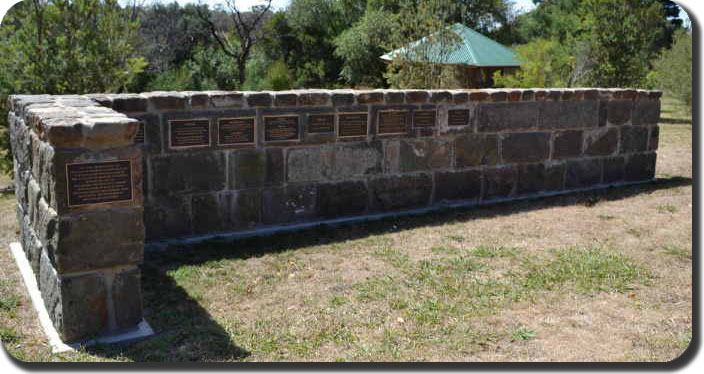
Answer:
[87,176,691,362]
[659,118,693,125]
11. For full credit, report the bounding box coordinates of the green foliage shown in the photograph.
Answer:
[265,60,294,91]
[493,38,572,88]
[384,0,464,89]
[581,0,665,87]
[0,0,146,175]
[653,31,692,111]
[334,8,396,87]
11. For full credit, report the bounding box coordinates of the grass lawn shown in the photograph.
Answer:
[0,95,693,362]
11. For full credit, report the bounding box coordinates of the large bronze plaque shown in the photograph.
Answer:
[264,115,299,141]
[338,113,368,137]
[169,119,210,148]
[218,117,255,145]
[134,122,145,144]
[66,160,133,207]
[308,114,335,133]
[413,110,436,127]
[448,109,469,126]
[378,111,409,134]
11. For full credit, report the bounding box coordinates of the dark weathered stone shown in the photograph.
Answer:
[369,174,432,212]
[144,195,192,241]
[482,166,517,200]
[39,250,62,336]
[405,91,429,103]
[603,156,625,184]
[539,101,598,129]
[508,90,522,102]
[55,208,143,273]
[434,169,481,202]
[501,132,550,163]
[331,92,354,106]
[261,185,317,224]
[478,102,538,132]
[233,148,284,189]
[111,268,143,330]
[398,139,451,172]
[455,134,498,167]
[469,91,489,101]
[384,91,405,104]
[287,146,333,182]
[299,92,330,106]
[584,127,618,156]
[246,92,272,107]
[606,100,633,126]
[356,92,383,104]
[274,93,298,107]
[149,94,187,111]
[648,126,660,151]
[60,272,108,342]
[188,93,209,109]
[565,159,602,188]
[625,152,656,181]
[521,90,535,102]
[544,162,566,191]
[452,92,469,104]
[430,91,452,104]
[210,92,244,108]
[228,189,261,228]
[112,95,147,113]
[191,193,228,234]
[332,141,383,179]
[318,181,368,218]
[517,163,546,194]
[553,130,583,160]
[151,152,226,194]
[632,100,661,126]
[620,126,649,154]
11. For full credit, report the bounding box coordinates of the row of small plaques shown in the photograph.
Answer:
[136,109,473,148]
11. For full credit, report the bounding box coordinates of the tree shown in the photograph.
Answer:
[384,0,463,89]
[493,38,573,88]
[0,0,146,174]
[653,30,692,111]
[197,0,273,86]
[582,0,665,87]
[334,8,396,87]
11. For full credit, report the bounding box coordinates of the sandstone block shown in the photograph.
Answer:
[584,127,618,156]
[501,132,550,163]
[478,102,538,132]
[318,181,368,218]
[262,185,317,224]
[233,148,285,188]
[111,268,143,330]
[553,130,583,160]
[605,100,633,126]
[482,166,517,199]
[603,156,625,184]
[331,141,383,180]
[151,152,226,194]
[625,152,656,181]
[648,126,660,151]
[287,146,333,182]
[228,189,261,229]
[245,92,272,107]
[369,174,432,212]
[434,170,481,202]
[565,159,602,188]
[60,272,108,342]
[620,126,649,154]
[398,139,451,172]
[144,195,192,241]
[455,134,498,167]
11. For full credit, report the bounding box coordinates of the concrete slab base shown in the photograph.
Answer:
[8,242,154,354]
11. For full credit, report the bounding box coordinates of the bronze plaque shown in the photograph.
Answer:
[338,113,368,137]
[448,109,469,126]
[413,110,436,127]
[264,116,299,141]
[378,111,409,134]
[134,122,145,144]
[218,117,255,145]
[66,160,133,207]
[170,119,210,148]
[308,114,334,133]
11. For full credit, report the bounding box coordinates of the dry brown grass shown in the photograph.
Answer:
[0,97,693,362]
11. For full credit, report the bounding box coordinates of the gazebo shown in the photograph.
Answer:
[381,23,520,88]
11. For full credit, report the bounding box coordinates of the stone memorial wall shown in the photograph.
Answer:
[8,88,661,343]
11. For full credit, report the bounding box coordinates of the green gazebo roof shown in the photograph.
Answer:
[381,23,520,67]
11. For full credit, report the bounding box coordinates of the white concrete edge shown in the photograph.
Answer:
[8,242,154,354]
[146,178,657,251]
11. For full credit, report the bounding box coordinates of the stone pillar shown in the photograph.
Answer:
[9,95,145,342]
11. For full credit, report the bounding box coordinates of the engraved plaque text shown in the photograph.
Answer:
[413,110,436,127]
[170,119,210,148]
[308,114,335,133]
[338,113,368,137]
[378,111,409,134]
[66,161,133,207]
[448,109,469,126]
[264,116,299,141]
[219,118,254,145]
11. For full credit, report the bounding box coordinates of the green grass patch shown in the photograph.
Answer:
[447,234,465,243]
[656,205,678,213]
[0,294,20,312]
[520,247,652,294]
[0,327,19,344]
[510,325,536,341]
[662,245,691,259]
[470,245,519,258]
